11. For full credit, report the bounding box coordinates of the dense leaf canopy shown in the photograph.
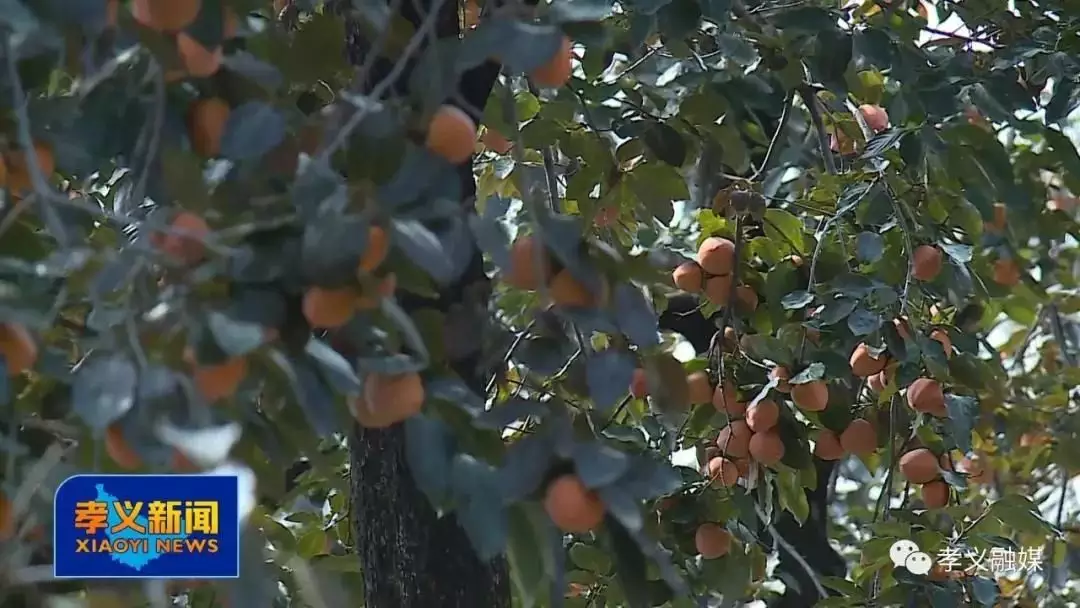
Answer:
[0,0,1078,607]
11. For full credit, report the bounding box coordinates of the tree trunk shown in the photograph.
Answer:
[340,0,510,605]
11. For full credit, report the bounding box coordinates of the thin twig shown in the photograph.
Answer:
[749,90,794,182]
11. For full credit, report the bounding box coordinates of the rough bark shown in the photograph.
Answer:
[340,0,510,604]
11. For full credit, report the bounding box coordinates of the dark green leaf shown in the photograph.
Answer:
[614,284,660,348]
[573,441,631,489]
[855,231,884,263]
[221,101,287,162]
[405,414,457,504]
[943,393,978,454]
[72,355,137,430]
[586,349,636,411]
[782,290,814,310]
[847,306,882,336]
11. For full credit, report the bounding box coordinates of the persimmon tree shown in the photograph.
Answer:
[0,0,1079,607]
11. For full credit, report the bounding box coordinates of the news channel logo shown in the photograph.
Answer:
[53,474,240,579]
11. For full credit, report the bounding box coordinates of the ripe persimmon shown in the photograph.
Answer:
[770,366,791,393]
[171,450,199,472]
[929,328,952,358]
[993,259,1021,286]
[959,454,993,484]
[350,371,426,428]
[481,128,512,155]
[5,142,55,194]
[791,380,828,412]
[712,380,745,415]
[892,316,912,341]
[358,225,390,273]
[152,211,209,265]
[899,448,939,484]
[991,203,1007,232]
[746,399,779,433]
[733,457,750,478]
[748,431,785,466]
[921,480,949,508]
[105,425,142,470]
[695,523,732,559]
[849,343,888,377]
[716,420,751,458]
[696,237,736,276]
[839,419,877,456]
[0,324,37,375]
[735,285,758,313]
[672,261,704,293]
[223,7,239,38]
[912,245,943,281]
[463,0,481,29]
[531,36,573,88]
[0,493,11,540]
[188,97,231,157]
[505,235,551,290]
[356,273,397,311]
[814,430,844,460]
[706,456,739,488]
[133,0,202,31]
[859,104,889,132]
[194,356,248,402]
[549,270,595,308]
[303,286,357,328]
[703,274,733,306]
[1020,432,1050,448]
[867,370,887,392]
[176,33,223,77]
[543,474,605,533]
[629,368,648,398]
[425,105,476,164]
[906,377,946,417]
[687,371,713,404]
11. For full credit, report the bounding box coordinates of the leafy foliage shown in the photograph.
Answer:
[0,0,1079,607]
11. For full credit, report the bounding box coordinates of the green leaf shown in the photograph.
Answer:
[72,354,137,430]
[570,542,613,575]
[989,495,1056,536]
[970,576,999,607]
[405,414,457,504]
[507,504,551,608]
[855,231,884,263]
[643,352,690,412]
[776,469,809,524]
[221,101,287,162]
[764,209,807,251]
[586,349,637,411]
[613,283,661,348]
[296,528,327,558]
[606,517,650,608]
[641,121,686,167]
[739,334,794,367]
[790,362,825,384]
[943,393,978,454]
[452,454,509,560]
[460,19,566,75]
[207,311,269,358]
[847,306,882,336]
[573,440,631,489]
[304,338,362,395]
[781,290,814,310]
[391,219,458,285]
